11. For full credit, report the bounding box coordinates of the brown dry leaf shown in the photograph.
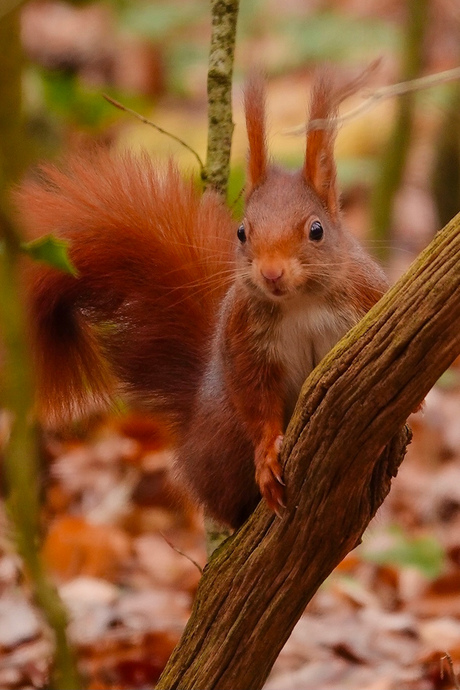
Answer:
[423,388,460,459]
[42,515,132,581]
[132,534,203,591]
[418,618,460,653]
[267,586,421,688]
[21,0,166,98]
[114,588,191,631]
[0,637,51,690]
[267,659,423,690]
[0,595,41,649]
[81,629,180,689]
[21,0,114,70]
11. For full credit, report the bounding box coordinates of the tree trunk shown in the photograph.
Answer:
[157,210,460,690]
[205,0,239,196]
[0,9,80,688]
[370,0,428,261]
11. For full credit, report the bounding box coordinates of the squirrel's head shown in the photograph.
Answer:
[237,67,374,304]
[237,70,343,303]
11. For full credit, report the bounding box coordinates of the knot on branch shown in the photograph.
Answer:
[369,425,412,516]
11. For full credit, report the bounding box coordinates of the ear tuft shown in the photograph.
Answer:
[304,69,339,221]
[304,61,380,222]
[244,72,268,191]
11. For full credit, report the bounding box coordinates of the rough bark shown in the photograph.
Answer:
[157,210,460,690]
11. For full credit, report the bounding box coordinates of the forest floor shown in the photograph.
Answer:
[2,1,460,688]
[2,370,460,689]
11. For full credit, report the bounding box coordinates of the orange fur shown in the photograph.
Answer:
[304,64,380,221]
[304,70,340,221]
[16,68,387,528]
[16,149,235,426]
[244,73,268,190]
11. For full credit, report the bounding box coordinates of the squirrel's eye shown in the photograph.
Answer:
[309,220,324,242]
[237,223,247,243]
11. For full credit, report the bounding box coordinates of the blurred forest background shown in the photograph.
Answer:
[1,0,460,688]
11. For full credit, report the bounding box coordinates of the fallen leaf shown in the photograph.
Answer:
[42,516,132,580]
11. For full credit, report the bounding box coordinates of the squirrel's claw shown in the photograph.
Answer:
[255,435,286,516]
[271,456,286,486]
[274,504,285,519]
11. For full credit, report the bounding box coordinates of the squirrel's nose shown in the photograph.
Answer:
[260,266,284,283]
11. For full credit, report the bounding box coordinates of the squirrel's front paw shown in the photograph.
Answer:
[255,434,286,516]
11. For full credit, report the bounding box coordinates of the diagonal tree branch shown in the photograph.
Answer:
[157,210,460,690]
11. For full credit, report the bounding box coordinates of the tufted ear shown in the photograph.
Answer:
[244,73,268,192]
[304,70,340,222]
[304,61,380,222]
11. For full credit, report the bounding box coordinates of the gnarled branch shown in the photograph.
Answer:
[157,210,460,690]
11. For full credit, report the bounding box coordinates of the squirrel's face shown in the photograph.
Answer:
[236,169,348,303]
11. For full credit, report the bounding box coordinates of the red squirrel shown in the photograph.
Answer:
[15,70,387,528]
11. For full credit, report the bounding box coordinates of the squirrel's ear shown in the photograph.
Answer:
[304,71,339,222]
[244,73,268,191]
[304,61,380,222]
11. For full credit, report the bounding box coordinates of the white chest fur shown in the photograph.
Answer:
[272,296,355,417]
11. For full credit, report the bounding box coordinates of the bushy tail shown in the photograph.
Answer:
[15,147,236,427]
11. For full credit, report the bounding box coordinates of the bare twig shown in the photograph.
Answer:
[102,94,205,177]
[441,652,460,690]
[287,65,460,135]
[230,184,245,210]
[160,532,203,575]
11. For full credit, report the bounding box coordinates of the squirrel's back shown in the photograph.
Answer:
[16,147,236,426]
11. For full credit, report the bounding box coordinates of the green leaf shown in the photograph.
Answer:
[118,2,204,40]
[40,70,115,129]
[277,10,401,65]
[436,367,460,390]
[21,235,78,276]
[362,526,445,579]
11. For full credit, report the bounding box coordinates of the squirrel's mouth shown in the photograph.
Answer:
[269,286,287,297]
[261,282,292,300]
[244,273,294,301]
